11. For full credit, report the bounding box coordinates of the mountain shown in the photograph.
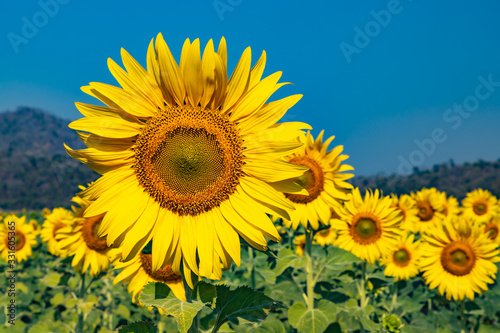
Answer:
[0,107,499,210]
[350,159,500,200]
[0,107,97,209]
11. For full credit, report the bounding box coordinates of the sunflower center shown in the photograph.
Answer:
[351,214,381,244]
[393,249,411,267]
[473,202,487,216]
[81,214,108,252]
[285,156,324,204]
[441,241,476,276]
[52,222,66,240]
[139,253,182,283]
[134,106,243,216]
[416,201,434,222]
[15,231,26,251]
[319,229,330,236]
[485,223,498,240]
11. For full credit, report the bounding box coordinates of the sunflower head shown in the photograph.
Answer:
[332,188,402,264]
[41,207,75,257]
[462,189,499,223]
[294,234,306,257]
[420,217,500,301]
[381,233,421,281]
[409,188,445,233]
[65,35,312,284]
[281,130,354,231]
[0,214,38,263]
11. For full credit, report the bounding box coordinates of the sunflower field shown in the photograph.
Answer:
[1,35,500,333]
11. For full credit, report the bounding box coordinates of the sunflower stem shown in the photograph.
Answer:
[248,247,256,290]
[305,229,315,311]
[391,279,398,310]
[359,261,367,309]
[460,299,467,333]
[76,272,85,333]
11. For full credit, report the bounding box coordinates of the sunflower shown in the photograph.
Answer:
[332,188,402,264]
[390,194,419,231]
[294,234,306,257]
[279,131,353,231]
[409,188,444,233]
[483,215,500,246]
[57,195,120,276]
[381,233,420,281]
[65,34,310,285]
[0,214,38,263]
[113,251,186,302]
[438,192,460,218]
[314,227,336,247]
[462,189,498,224]
[41,207,75,257]
[420,217,500,301]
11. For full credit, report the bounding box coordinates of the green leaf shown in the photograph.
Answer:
[196,280,217,305]
[288,300,338,333]
[115,304,131,321]
[275,248,307,276]
[50,292,64,306]
[40,272,62,287]
[139,282,205,333]
[212,284,284,332]
[324,247,361,271]
[117,321,158,333]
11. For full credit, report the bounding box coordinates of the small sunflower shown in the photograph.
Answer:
[420,217,500,301]
[438,192,460,218]
[462,189,498,223]
[381,233,420,281]
[114,252,186,302]
[58,195,120,276]
[390,194,419,231]
[332,188,402,264]
[280,131,353,231]
[409,188,444,233]
[483,215,500,246]
[294,234,306,257]
[314,227,336,247]
[41,207,75,257]
[65,34,311,285]
[0,214,38,263]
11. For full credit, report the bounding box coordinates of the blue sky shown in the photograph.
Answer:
[1,0,500,176]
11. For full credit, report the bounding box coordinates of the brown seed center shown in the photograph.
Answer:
[81,214,108,252]
[15,231,26,251]
[350,213,381,245]
[393,248,411,267]
[139,253,182,283]
[473,202,487,216]
[134,105,243,216]
[417,201,434,222]
[285,156,324,204]
[441,241,476,276]
[484,223,498,240]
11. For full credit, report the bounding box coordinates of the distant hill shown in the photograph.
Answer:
[0,107,97,209]
[0,107,499,210]
[350,159,500,200]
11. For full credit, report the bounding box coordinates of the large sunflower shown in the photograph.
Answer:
[332,188,402,264]
[280,131,353,230]
[462,189,498,224]
[58,195,120,276]
[409,188,444,233]
[381,233,421,281]
[113,251,186,302]
[420,218,500,301]
[390,194,419,231]
[0,214,38,263]
[66,34,310,284]
[41,207,75,257]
